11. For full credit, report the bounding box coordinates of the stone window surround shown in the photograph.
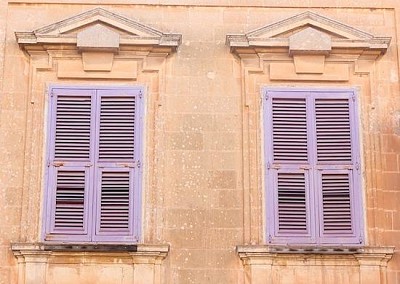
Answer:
[11,8,182,283]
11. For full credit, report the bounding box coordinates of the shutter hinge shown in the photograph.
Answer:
[355,162,360,174]
[265,94,269,100]
[137,160,141,168]
[352,93,356,101]
[267,162,271,169]
[139,91,143,99]
[50,91,54,97]
[268,234,272,243]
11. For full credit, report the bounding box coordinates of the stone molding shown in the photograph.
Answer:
[11,243,169,284]
[14,8,181,80]
[237,246,395,284]
[226,11,390,56]
[15,7,181,51]
[226,11,391,81]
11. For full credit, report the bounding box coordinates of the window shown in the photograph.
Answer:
[43,86,143,242]
[264,89,363,245]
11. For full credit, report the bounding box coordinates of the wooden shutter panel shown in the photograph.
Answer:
[272,97,308,163]
[94,91,140,242]
[315,98,352,164]
[46,89,94,241]
[98,96,136,160]
[97,169,133,234]
[320,171,353,233]
[54,95,92,160]
[53,169,88,232]
[314,94,361,244]
[266,92,314,244]
[275,171,311,238]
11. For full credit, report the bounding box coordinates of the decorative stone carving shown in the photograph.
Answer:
[226,11,391,80]
[15,8,182,79]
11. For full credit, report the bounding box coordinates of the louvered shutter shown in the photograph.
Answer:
[45,87,143,243]
[266,93,315,244]
[93,91,140,242]
[46,89,95,241]
[265,89,362,245]
[314,96,361,244]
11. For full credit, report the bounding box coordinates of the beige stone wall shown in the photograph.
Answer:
[0,1,400,284]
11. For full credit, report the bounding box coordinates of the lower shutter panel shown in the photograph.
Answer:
[52,168,88,235]
[320,171,354,237]
[97,170,133,236]
[276,171,310,236]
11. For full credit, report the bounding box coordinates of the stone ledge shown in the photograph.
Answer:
[237,245,394,265]
[11,243,169,264]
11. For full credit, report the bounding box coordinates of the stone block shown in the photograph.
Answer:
[208,170,237,189]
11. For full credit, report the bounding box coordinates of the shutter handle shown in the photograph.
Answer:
[53,162,64,167]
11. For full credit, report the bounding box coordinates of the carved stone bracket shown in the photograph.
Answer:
[15,8,182,80]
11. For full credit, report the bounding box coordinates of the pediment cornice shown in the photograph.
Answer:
[15,8,182,53]
[226,11,390,57]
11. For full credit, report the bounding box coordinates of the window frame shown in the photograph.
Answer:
[42,85,144,243]
[263,87,364,246]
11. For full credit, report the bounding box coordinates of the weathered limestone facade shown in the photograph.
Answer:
[0,1,399,284]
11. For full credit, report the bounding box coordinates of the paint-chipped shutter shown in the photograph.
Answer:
[266,94,314,244]
[93,91,140,242]
[46,89,95,241]
[314,96,361,244]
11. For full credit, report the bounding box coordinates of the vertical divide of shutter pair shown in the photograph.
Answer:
[46,88,140,242]
[265,90,361,245]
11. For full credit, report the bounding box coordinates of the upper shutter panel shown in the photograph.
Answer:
[272,98,308,163]
[98,96,136,161]
[315,98,352,164]
[54,95,92,160]
[320,171,354,236]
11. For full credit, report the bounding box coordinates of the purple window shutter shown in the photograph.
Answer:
[93,90,140,242]
[45,89,95,242]
[265,89,362,245]
[314,95,362,244]
[266,92,314,244]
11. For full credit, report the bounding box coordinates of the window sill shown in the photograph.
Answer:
[237,245,395,284]
[11,243,169,284]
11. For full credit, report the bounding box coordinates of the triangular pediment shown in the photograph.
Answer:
[15,8,182,51]
[226,11,390,56]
